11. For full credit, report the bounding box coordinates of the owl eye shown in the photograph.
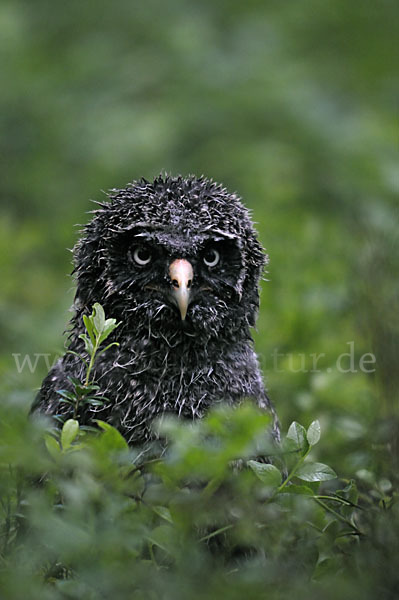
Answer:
[132,246,152,266]
[203,248,220,268]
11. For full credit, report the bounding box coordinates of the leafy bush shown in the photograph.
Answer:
[0,305,397,599]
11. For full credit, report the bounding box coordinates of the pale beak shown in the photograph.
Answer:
[169,259,193,320]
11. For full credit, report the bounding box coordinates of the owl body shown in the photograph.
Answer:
[36,175,279,443]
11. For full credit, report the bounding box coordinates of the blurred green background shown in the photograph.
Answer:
[1,0,398,475]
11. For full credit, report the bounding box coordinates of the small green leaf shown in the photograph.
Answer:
[45,434,61,459]
[61,419,80,450]
[307,420,321,446]
[79,333,93,355]
[82,398,105,407]
[152,506,173,523]
[57,389,76,402]
[101,316,119,336]
[286,421,309,454]
[83,314,96,345]
[97,342,119,355]
[296,462,337,482]
[74,383,99,397]
[95,420,114,432]
[248,460,282,487]
[280,484,314,496]
[92,303,105,335]
[56,399,74,407]
[336,479,359,506]
[68,376,83,387]
[105,317,118,328]
[94,420,129,450]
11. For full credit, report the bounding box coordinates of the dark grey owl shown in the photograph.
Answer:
[35,174,280,444]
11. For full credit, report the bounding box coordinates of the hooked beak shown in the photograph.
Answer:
[169,259,193,321]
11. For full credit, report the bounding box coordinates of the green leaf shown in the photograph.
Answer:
[94,420,129,450]
[61,419,80,451]
[45,434,61,459]
[79,333,93,355]
[296,462,337,482]
[81,398,105,407]
[152,506,173,523]
[68,375,83,387]
[280,484,314,496]
[307,420,321,446]
[336,479,359,506]
[56,399,74,407]
[105,317,118,330]
[248,460,282,487]
[97,342,119,356]
[83,314,96,345]
[98,318,119,344]
[286,421,309,454]
[95,420,115,432]
[57,389,77,402]
[74,383,100,397]
[92,303,105,335]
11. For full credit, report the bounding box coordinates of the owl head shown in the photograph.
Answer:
[73,175,267,341]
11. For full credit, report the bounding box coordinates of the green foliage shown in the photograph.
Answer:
[78,302,120,383]
[0,398,397,599]
[56,303,120,420]
[0,296,397,597]
[0,304,389,598]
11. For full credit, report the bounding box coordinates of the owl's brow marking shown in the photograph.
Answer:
[202,227,238,240]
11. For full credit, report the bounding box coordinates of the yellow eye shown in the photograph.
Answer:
[203,249,220,267]
[133,246,152,266]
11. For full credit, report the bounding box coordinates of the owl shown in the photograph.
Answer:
[35,175,280,444]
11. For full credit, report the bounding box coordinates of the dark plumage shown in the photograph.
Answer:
[35,174,280,444]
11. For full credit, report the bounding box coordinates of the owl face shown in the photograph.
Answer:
[106,226,246,332]
[74,176,266,338]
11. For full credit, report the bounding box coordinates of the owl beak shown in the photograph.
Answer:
[169,259,193,321]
